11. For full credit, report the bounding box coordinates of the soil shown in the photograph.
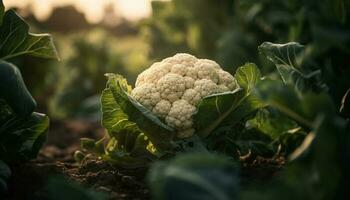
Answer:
[5,120,286,200]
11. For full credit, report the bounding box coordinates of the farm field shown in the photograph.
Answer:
[0,0,349,200]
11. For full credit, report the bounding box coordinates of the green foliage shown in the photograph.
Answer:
[247,108,298,139]
[79,74,176,168]
[0,111,49,163]
[0,61,36,116]
[254,79,335,128]
[91,53,317,168]
[0,1,58,195]
[146,38,349,199]
[0,63,49,164]
[145,0,350,102]
[48,32,133,119]
[90,63,279,167]
[0,10,58,60]
[258,42,326,92]
[148,153,239,200]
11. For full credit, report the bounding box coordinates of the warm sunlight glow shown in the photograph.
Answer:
[3,0,152,23]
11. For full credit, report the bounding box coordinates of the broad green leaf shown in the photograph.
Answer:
[100,81,161,168]
[0,61,36,116]
[101,88,139,136]
[194,63,263,138]
[206,125,274,159]
[194,89,245,138]
[254,79,335,129]
[258,42,305,83]
[0,10,59,60]
[0,112,49,163]
[247,108,298,139]
[235,63,261,94]
[258,42,326,92]
[148,153,239,200]
[104,74,175,151]
[219,91,265,127]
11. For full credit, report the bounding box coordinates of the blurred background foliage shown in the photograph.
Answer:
[7,0,350,121]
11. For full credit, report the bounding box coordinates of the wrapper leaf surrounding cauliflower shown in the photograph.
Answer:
[131,53,238,138]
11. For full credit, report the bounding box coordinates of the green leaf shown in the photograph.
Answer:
[0,112,49,163]
[258,42,305,82]
[235,63,261,94]
[194,89,245,138]
[103,74,175,151]
[193,63,263,138]
[148,153,239,200]
[220,95,265,126]
[258,42,325,92]
[0,61,36,116]
[247,108,298,139]
[0,10,59,60]
[255,79,336,129]
[104,134,157,169]
[101,87,139,137]
[101,84,161,168]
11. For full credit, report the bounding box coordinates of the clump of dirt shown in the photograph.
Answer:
[240,155,286,185]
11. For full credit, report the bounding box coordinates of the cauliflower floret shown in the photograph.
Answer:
[131,83,161,110]
[170,64,187,76]
[144,62,172,84]
[217,70,237,90]
[163,53,197,67]
[182,89,201,105]
[157,73,186,102]
[165,100,196,136]
[183,76,195,89]
[197,59,221,69]
[185,67,198,79]
[135,70,148,87]
[152,100,171,118]
[194,60,219,83]
[194,79,219,97]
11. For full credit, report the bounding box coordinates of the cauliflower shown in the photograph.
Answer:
[131,53,238,138]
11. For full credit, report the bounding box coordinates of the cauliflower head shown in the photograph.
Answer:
[132,53,238,138]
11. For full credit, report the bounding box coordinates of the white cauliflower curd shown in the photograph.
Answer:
[131,53,238,138]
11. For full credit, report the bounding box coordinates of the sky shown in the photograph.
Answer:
[3,0,154,23]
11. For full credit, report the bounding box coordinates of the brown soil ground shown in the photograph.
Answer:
[5,120,285,200]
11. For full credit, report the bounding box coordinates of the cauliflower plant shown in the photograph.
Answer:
[131,53,238,138]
